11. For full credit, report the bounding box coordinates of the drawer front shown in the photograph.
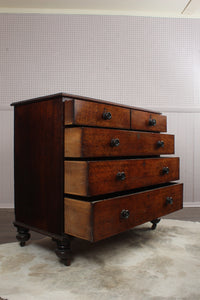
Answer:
[65,99,130,129]
[64,183,183,241]
[64,157,179,196]
[131,110,167,132]
[65,127,174,157]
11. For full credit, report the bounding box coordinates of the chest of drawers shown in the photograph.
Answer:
[11,93,183,265]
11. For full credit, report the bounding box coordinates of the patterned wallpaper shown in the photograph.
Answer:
[1,14,200,108]
[1,14,200,207]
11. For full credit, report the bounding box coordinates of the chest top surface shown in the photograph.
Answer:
[11,92,160,112]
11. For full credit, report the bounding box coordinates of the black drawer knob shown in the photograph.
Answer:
[157,140,164,148]
[111,138,120,147]
[117,171,126,181]
[149,118,156,126]
[102,111,112,120]
[166,197,173,205]
[162,167,169,175]
[120,209,130,219]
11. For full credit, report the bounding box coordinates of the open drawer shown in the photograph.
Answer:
[64,183,183,242]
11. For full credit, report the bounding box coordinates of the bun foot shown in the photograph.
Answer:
[20,241,26,247]
[151,218,161,230]
[15,226,30,246]
[55,237,71,266]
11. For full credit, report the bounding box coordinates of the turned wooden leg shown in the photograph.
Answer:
[15,226,31,247]
[151,218,161,230]
[55,237,71,266]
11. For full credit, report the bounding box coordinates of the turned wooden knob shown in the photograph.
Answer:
[117,171,126,181]
[111,138,120,147]
[149,118,156,126]
[102,111,112,120]
[120,209,130,219]
[157,140,164,148]
[162,167,169,174]
[166,196,173,204]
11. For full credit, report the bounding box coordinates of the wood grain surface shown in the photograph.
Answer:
[65,99,130,128]
[64,183,183,241]
[131,110,167,132]
[64,127,174,157]
[13,97,64,235]
[65,157,179,196]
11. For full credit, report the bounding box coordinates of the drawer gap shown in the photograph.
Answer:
[65,124,162,133]
[64,155,161,161]
[64,182,178,202]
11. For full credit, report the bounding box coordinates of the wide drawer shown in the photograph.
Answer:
[64,183,183,242]
[64,157,179,196]
[131,110,167,132]
[65,99,130,129]
[65,127,174,157]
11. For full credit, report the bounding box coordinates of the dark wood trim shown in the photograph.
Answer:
[11,93,64,107]
[13,96,64,236]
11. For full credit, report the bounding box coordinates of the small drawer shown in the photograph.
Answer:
[65,99,130,129]
[64,157,179,196]
[64,183,183,242]
[65,127,174,157]
[131,110,167,132]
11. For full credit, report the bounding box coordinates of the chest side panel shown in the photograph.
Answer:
[14,98,64,235]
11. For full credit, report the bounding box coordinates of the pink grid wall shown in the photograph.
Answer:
[1,14,200,108]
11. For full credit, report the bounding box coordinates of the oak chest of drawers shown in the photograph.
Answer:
[11,93,183,265]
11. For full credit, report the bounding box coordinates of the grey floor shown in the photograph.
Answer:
[0,208,200,245]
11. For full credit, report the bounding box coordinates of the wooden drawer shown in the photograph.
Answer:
[131,110,167,132]
[65,127,174,157]
[65,99,130,129]
[64,157,179,196]
[64,183,183,242]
